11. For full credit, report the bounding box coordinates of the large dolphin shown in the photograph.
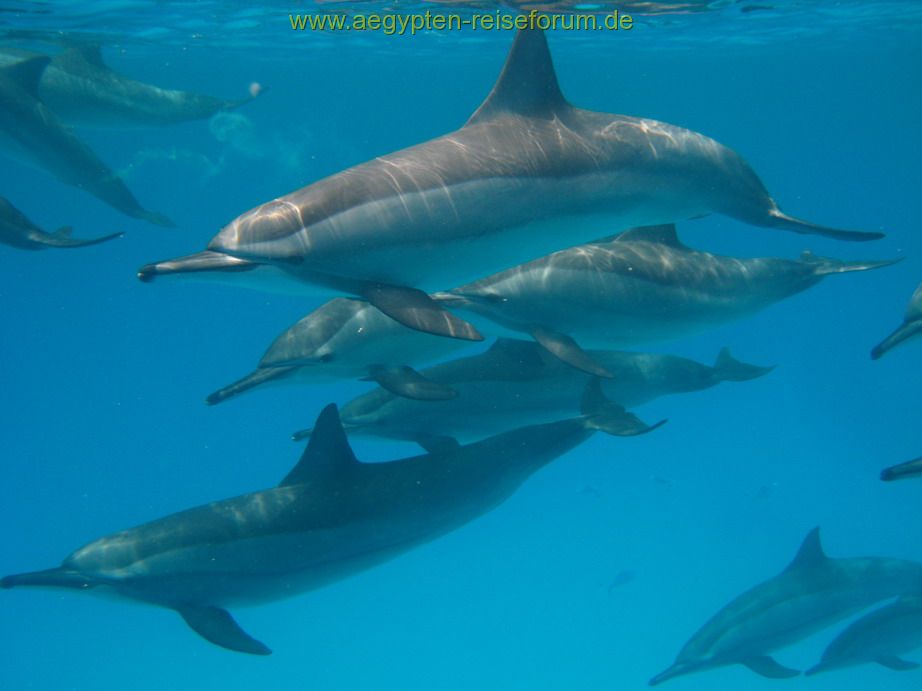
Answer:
[207,297,471,405]
[435,225,895,370]
[2,404,628,655]
[147,28,881,340]
[806,596,922,675]
[881,456,922,482]
[0,195,121,250]
[649,528,922,685]
[0,57,173,226]
[297,338,767,446]
[0,44,259,129]
[871,282,922,359]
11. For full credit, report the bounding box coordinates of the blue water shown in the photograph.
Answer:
[1,2,921,689]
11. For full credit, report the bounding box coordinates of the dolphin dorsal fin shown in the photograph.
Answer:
[785,527,827,571]
[617,225,683,247]
[2,56,51,96]
[466,29,567,125]
[279,404,359,487]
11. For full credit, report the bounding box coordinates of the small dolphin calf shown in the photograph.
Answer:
[0,195,121,250]
[0,57,173,226]
[806,596,922,675]
[871,282,922,359]
[436,225,894,368]
[0,45,259,129]
[2,405,624,654]
[649,528,922,685]
[881,456,922,482]
[154,28,879,339]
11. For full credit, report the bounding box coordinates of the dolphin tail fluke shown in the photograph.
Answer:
[206,366,298,406]
[580,378,666,437]
[714,347,775,382]
[45,226,124,248]
[742,655,800,679]
[177,604,271,655]
[2,566,93,590]
[362,365,458,401]
[531,327,614,378]
[766,209,884,242]
[871,321,922,360]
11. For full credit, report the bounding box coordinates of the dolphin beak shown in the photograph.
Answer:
[2,567,96,590]
[648,661,695,686]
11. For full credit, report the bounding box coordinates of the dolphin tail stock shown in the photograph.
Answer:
[713,347,775,382]
[871,321,922,360]
[798,250,901,276]
[580,378,666,437]
[43,226,124,248]
[2,566,95,590]
[176,604,271,655]
[360,284,483,342]
[206,366,299,406]
[764,209,884,242]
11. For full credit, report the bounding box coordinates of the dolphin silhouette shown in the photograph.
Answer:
[0,195,121,250]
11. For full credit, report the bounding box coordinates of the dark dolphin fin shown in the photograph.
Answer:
[580,378,666,437]
[362,365,457,401]
[361,284,483,342]
[177,605,271,656]
[871,320,922,360]
[2,56,51,95]
[615,224,684,247]
[742,656,800,679]
[880,456,922,482]
[530,327,614,378]
[466,28,567,125]
[206,366,298,406]
[785,527,827,572]
[713,347,775,382]
[417,436,462,455]
[765,209,884,242]
[42,226,123,248]
[877,656,920,671]
[280,404,359,486]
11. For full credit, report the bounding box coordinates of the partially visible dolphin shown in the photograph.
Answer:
[0,57,174,226]
[435,225,895,371]
[806,596,922,675]
[0,195,121,250]
[0,44,259,129]
[871,282,922,359]
[206,297,471,405]
[649,528,922,685]
[881,456,922,482]
[151,28,880,340]
[2,404,632,655]
[300,338,768,446]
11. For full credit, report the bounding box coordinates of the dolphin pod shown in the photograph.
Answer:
[2,404,630,655]
[871,282,922,359]
[0,195,122,250]
[143,28,882,341]
[649,528,922,685]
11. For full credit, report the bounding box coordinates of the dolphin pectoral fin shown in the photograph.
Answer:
[416,435,462,455]
[742,656,800,679]
[363,365,458,401]
[361,284,483,342]
[580,378,667,437]
[876,656,920,671]
[766,209,884,242]
[177,605,271,656]
[714,347,775,382]
[530,327,614,378]
[871,321,922,360]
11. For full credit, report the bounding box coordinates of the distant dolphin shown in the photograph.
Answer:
[299,338,768,446]
[150,28,880,340]
[207,297,470,405]
[2,404,633,655]
[0,57,174,226]
[881,456,922,482]
[649,528,922,685]
[871,282,922,359]
[806,596,922,675]
[0,44,259,129]
[435,225,895,372]
[0,195,121,250]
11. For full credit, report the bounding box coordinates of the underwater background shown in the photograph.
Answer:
[1,1,921,689]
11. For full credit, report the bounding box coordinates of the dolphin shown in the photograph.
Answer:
[0,57,173,226]
[806,596,922,675]
[2,404,631,655]
[871,282,922,359]
[434,225,896,371]
[296,338,767,446]
[649,528,922,685]
[0,195,122,250]
[149,28,881,340]
[0,44,259,129]
[881,456,922,482]
[206,297,472,405]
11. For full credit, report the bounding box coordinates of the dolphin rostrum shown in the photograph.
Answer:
[0,57,173,226]
[0,195,121,250]
[2,404,630,655]
[298,338,767,446]
[0,44,259,129]
[649,528,922,685]
[434,225,895,370]
[881,456,922,482]
[871,282,922,359]
[149,29,881,340]
[806,596,922,675]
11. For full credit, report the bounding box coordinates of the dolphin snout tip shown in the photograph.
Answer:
[137,264,157,283]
